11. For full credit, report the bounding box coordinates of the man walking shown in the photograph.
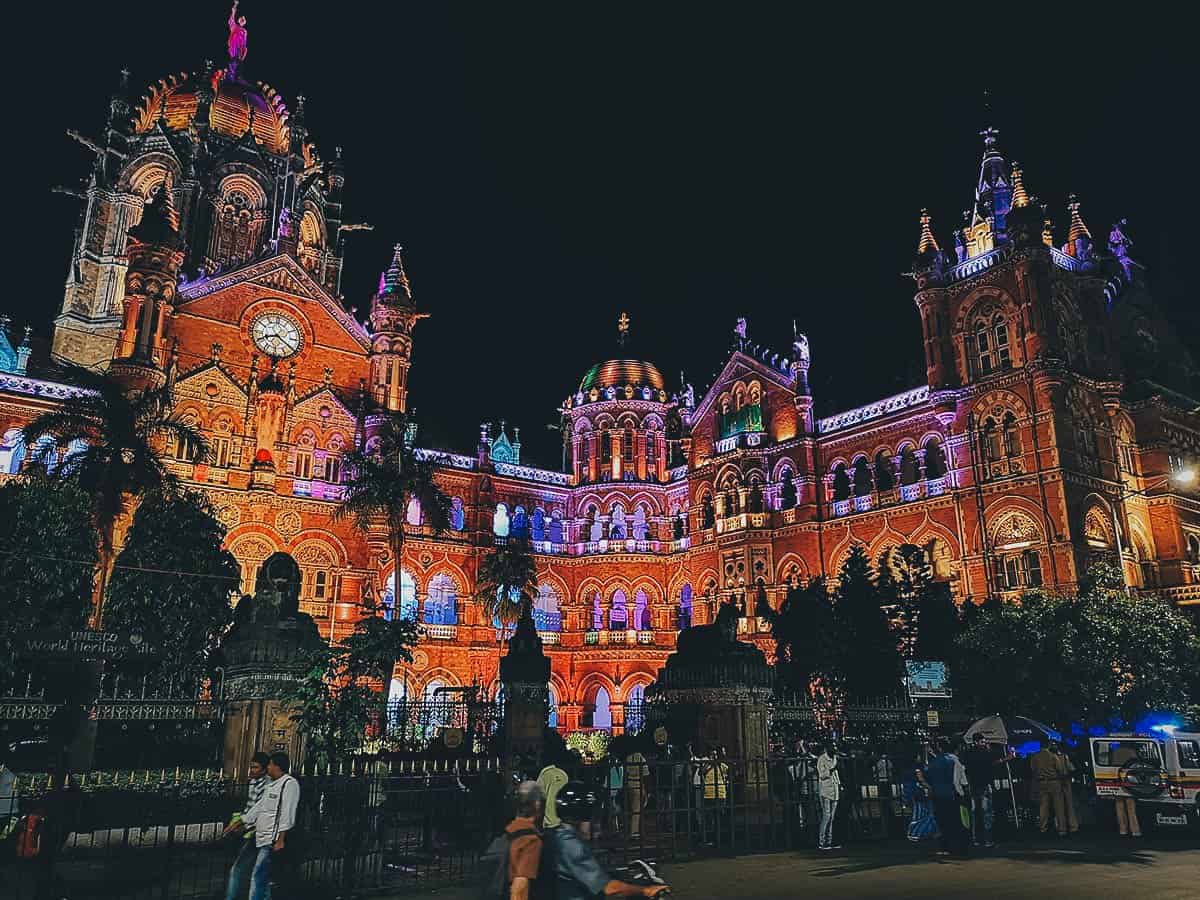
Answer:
[926,740,969,856]
[1053,743,1080,835]
[504,781,546,900]
[222,752,271,900]
[227,752,300,900]
[815,742,841,851]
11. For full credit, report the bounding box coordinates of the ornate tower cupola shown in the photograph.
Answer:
[913,208,948,287]
[1064,194,1094,263]
[964,127,1011,257]
[368,245,427,414]
[110,179,185,392]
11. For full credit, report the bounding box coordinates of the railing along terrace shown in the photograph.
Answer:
[828,474,951,519]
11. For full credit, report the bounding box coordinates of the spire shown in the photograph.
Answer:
[617,311,630,349]
[916,208,940,255]
[128,176,181,247]
[378,244,412,299]
[973,126,1009,223]
[1010,162,1029,208]
[1066,194,1091,243]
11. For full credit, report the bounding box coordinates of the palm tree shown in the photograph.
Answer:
[21,366,206,628]
[335,413,452,621]
[474,535,539,663]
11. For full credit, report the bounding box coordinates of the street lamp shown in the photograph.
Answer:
[1111,467,1196,594]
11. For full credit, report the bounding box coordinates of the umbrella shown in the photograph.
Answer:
[963,715,1061,830]
[964,715,1061,749]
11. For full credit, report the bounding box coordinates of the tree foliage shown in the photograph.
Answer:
[955,563,1200,728]
[286,611,420,764]
[474,535,539,636]
[834,545,902,697]
[20,365,205,624]
[771,576,837,693]
[105,491,239,678]
[0,476,94,677]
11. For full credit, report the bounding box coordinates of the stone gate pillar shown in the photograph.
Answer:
[500,602,551,782]
[649,602,773,805]
[220,553,324,778]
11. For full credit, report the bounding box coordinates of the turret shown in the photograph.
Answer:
[110,178,185,392]
[790,323,814,435]
[368,245,428,414]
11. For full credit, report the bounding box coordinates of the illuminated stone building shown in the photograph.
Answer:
[3,25,1200,733]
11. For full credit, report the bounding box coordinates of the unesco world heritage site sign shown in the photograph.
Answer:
[18,629,158,662]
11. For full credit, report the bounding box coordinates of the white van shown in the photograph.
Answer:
[1089,731,1200,829]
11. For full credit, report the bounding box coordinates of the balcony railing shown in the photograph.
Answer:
[829,476,951,518]
[424,624,458,640]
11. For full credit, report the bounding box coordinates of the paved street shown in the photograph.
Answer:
[419,835,1199,899]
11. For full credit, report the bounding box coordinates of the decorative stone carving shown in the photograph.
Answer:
[276,510,302,538]
[992,510,1041,549]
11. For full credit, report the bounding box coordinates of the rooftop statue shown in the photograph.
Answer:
[227,1,248,79]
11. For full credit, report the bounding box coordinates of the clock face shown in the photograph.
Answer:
[251,314,302,358]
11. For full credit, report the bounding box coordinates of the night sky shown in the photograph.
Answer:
[8,5,1196,467]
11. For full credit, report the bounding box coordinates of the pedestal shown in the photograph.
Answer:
[499,602,551,782]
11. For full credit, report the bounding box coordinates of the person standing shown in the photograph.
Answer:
[815,743,841,851]
[232,752,300,900]
[961,734,1009,848]
[687,744,708,840]
[926,740,969,856]
[222,752,271,900]
[625,746,648,839]
[1114,793,1142,838]
[1030,743,1068,836]
[1053,744,1080,835]
[905,764,938,842]
[505,781,545,900]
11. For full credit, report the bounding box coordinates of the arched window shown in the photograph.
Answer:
[632,504,649,541]
[450,497,465,531]
[678,584,693,629]
[383,569,417,622]
[832,463,851,501]
[405,496,423,526]
[511,505,529,539]
[982,417,1002,463]
[534,584,561,632]
[1187,535,1200,565]
[924,439,947,479]
[588,506,602,542]
[724,488,740,516]
[531,507,546,542]
[974,313,1011,376]
[592,687,612,730]
[626,684,646,733]
[0,428,25,474]
[622,426,635,464]
[549,510,564,544]
[600,430,612,464]
[673,512,687,539]
[748,480,764,513]
[634,588,650,630]
[609,504,627,540]
[852,458,873,496]
[609,589,628,630]
[780,468,796,509]
[646,433,657,474]
[896,447,918,485]
[591,592,604,631]
[424,573,458,625]
[1003,412,1020,457]
[701,495,715,528]
[493,503,510,537]
[874,452,895,490]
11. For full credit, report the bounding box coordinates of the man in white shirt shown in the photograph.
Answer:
[231,751,300,900]
[815,743,841,851]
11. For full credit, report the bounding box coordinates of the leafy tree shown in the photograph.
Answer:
[21,366,205,626]
[474,535,539,648]
[105,491,240,679]
[771,576,838,693]
[956,564,1200,728]
[335,413,451,616]
[0,476,94,677]
[287,611,421,764]
[835,545,902,697]
[875,544,933,652]
[914,581,961,664]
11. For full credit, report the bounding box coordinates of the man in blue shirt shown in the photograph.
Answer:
[925,740,970,857]
[546,782,670,900]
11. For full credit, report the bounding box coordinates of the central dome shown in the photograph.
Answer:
[578,358,666,393]
[131,69,298,156]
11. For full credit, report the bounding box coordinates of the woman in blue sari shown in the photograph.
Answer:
[904,763,939,842]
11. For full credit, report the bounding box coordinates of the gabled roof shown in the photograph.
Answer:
[691,348,795,425]
[179,253,369,350]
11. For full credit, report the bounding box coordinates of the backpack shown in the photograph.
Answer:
[480,827,537,900]
[15,814,42,859]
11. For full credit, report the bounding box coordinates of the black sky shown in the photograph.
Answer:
[8,5,1197,467]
